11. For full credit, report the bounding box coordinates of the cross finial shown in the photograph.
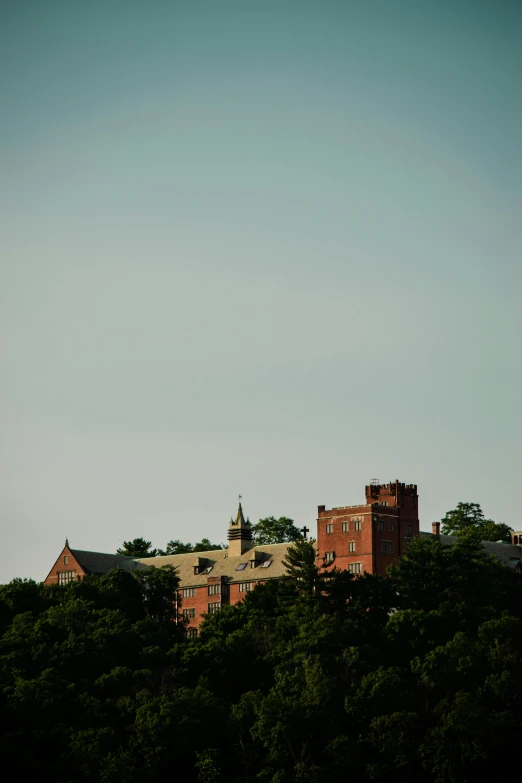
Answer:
[300,526,310,539]
[239,494,242,501]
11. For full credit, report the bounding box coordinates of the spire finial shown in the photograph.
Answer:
[65,537,69,548]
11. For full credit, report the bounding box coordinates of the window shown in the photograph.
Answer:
[208,583,221,595]
[381,541,393,553]
[57,571,75,585]
[326,523,333,534]
[381,501,388,506]
[325,551,335,563]
[348,541,356,553]
[183,587,196,598]
[348,562,362,574]
[377,521,384,532]
[389,522,396,532]
[342,522,349,532]
[354,520,362,531]
[239,582,252,592]
[187,627,199,638]
[64,555,69,565]
[183,608,196,620]
[203,566,213,574]
[261,560,272,568]
[208,602,221,614]
[236,562,247,571]
[406,524,413,536]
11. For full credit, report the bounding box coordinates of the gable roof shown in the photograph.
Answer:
[70,549,137,575]
[134,542,295,588]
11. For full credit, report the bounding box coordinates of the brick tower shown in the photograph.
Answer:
[316,479,419,577]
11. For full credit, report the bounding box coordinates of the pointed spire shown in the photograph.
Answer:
[235,502,246,526]
[228,496,252,556]
[65,537,69,548]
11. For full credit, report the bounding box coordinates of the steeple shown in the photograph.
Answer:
[228,499,252,557]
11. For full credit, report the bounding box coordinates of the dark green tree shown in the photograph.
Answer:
[282,538,321,594]
[157,539,223,555]
[158,539,194,555]
[117,538,157,557]
[251,516,302,545]
[441,502,512,542]
[192,538,224,552]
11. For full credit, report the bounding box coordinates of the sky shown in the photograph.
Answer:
[1,0,521,583]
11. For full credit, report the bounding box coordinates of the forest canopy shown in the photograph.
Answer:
[0,536,521,782]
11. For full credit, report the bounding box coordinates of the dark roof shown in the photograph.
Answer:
[420,532,522,568]
[71,549,136,575]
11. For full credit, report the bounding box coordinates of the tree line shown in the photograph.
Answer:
[118,503,513,558]
[0,510,520,782]
[117,516,302,557]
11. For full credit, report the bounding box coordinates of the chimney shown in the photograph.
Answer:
[432,522,441,537]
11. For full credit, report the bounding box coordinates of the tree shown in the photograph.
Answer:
[441,502,512,542]
[192,538,224,553]
[282,538,320,594]
[157,539,223,556]
[251,516,302,545]
[117,538,157,558]
[158,539,194,555]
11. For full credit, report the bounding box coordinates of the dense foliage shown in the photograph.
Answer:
[116,537,158,557]
[252,516,303,544]
[1,537,521,782]
[158,538,225,555]
[441,502,512,542]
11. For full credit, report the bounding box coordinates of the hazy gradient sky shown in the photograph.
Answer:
[1,0,521,583]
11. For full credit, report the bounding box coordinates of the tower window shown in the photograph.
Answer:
[326,523,333,534]
[354,520,362,531]
[348,541,356,553]
[377,521,384,532]
[342,522,349,532]
[325,551,335,563]
[381,541,393,553]
[406,524,413,536]
[389,522,396,532]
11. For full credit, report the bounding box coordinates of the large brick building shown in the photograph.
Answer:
[44,480,522,632]
[317,479,419,577]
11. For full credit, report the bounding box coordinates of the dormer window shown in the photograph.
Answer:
[236,562,247,571]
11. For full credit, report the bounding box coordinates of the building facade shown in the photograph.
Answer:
[44,480,521,632]
[317,480,419,577]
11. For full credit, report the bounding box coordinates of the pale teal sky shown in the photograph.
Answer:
[1,0,521,582]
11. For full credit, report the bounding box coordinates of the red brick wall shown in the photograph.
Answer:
[317,481,419,577]
[44,545,86,585]
[180,575,268,632]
